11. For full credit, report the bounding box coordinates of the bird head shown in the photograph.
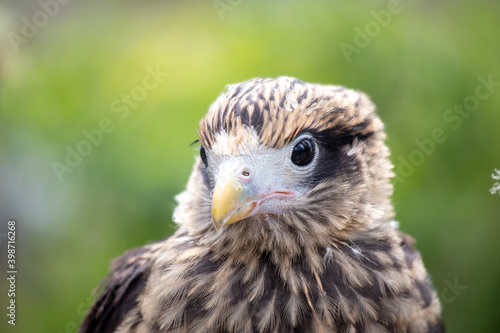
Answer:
[174,77,394,253]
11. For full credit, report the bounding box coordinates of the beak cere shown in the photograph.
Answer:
[211,171,256,232]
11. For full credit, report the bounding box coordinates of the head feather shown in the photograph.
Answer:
[199,76,384,150]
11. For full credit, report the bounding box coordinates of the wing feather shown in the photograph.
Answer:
[80,241,163,333]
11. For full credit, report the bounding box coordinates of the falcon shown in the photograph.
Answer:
[81,77,443,333]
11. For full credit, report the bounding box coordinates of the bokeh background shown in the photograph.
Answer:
[0,0,499,332]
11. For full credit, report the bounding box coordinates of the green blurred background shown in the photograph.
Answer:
[0,0,499,332]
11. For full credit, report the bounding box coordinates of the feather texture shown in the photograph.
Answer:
[81,77,443,333]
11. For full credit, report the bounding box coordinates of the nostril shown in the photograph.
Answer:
[236,167,252,182]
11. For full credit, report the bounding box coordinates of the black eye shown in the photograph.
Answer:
[291,139,315,166]
[200,146,208,167]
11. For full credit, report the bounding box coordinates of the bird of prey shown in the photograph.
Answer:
[81,77,443,333]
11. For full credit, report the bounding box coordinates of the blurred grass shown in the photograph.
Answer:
[0,0,499,332]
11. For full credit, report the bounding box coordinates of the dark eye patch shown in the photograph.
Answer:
[200,146,208,167]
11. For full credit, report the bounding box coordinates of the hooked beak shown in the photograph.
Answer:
[211,170,295,232]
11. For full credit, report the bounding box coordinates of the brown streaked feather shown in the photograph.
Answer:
[199,77,382,150]
[80,241,164,333]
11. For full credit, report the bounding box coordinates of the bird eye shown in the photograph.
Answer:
[291,139,315,166]
[200,146,208,167]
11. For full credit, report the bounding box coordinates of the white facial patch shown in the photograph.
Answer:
[206,130,319,205]
[211,127,263,157]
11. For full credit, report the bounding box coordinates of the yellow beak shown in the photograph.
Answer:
[211,174,256,232]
